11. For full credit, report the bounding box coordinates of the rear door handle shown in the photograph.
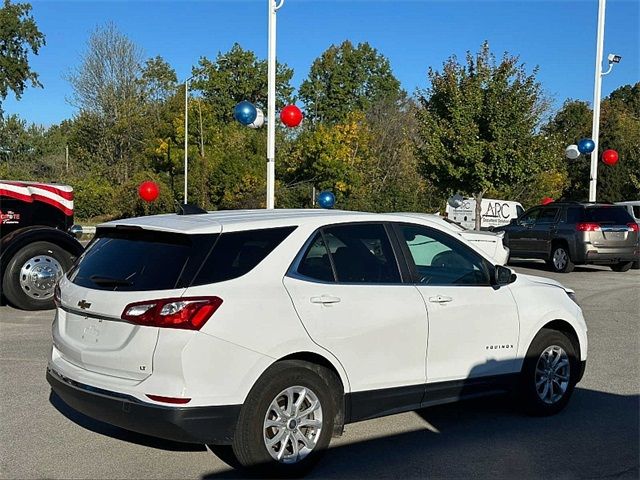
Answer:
[310,295,341,305]
[428,295,453,304]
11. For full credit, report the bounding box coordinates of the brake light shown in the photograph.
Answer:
[54,283,61,307]
[121,296,223,330]
[576,222,601,231]
[628,223,639,232]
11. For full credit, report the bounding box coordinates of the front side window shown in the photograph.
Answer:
[519,207,541,225]
[399,224,490,286]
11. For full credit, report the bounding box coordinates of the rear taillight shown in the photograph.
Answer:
[628,223,639,232]
[54,283,61,307]
[576,222,601,232]
[121,296,223,330]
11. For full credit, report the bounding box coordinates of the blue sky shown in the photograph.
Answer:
[4,0,639,126]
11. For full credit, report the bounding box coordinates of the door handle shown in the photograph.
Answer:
[428,295,453,304]
[310,295,341,305]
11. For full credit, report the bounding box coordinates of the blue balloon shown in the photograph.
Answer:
[317,191,336,209]
[233,101,257,126]
[578,138,595,154]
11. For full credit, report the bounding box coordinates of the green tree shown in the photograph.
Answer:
[415,42,559,228]
[299,40,402,124]
[0,0,45,111]
[192,43,294,123]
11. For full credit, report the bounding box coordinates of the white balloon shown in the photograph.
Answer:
[248,108,264,129]
[565,144,581,160]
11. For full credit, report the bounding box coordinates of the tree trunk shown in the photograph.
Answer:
[474,190,486,231]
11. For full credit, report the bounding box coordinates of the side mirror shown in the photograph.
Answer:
[494,265,516,286]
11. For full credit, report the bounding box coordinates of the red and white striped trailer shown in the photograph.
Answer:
[1,180,84,310]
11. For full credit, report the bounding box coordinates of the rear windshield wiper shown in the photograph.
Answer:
[90,275,133,287]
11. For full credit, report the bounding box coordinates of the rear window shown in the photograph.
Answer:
[581,206,634,224]
[69,226,295,291]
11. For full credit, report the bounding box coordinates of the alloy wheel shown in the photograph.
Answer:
[535,345,570,404]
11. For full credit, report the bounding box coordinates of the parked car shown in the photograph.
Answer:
[615,201,640,269]
[0,180,84,310]
[48,209,587,476]
[445,197,524,230]
[495,202,639,273]
[400,213,510,264]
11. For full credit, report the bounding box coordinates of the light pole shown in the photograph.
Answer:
[588,0,621,202]
[266,0,285,209]
[183,75,195,204]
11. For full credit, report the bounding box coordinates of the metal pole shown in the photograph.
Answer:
[589,0,606,202]
[266,0,284,209]
[184,78,190,204]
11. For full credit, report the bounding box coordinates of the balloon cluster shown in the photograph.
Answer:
[565,138,618,166]
[233,101,303,129]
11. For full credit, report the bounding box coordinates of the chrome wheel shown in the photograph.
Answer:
[263,386,323,464]
[535,345,570,404]
[553,248,568,271]
[19,255,63,300]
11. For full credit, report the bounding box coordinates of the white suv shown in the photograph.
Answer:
[48,209,587,476]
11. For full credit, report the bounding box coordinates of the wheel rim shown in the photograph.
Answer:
[263,386,323,464]
[18,255,63,300]
[553,248,568,270]
[535,345,570,404]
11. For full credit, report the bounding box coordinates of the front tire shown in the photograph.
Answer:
[610,261,633,272]
[229,360,336,477]
[2,241,74,310]
[518,329,579,416]
[549,244,575,273]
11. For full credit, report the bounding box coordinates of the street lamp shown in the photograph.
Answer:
[266,0,285,209]
[588,0,621,202]
[183,74,196,205]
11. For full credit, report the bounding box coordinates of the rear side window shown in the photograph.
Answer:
[582,206,634,224]
[537,207,559,224]
[192,226,296,285]
[296,223,401,284]
[69,229,217,291]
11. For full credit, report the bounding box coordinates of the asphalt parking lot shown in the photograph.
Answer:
[1,261,638,479]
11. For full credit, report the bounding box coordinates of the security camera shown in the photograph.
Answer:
[607,54,622,64]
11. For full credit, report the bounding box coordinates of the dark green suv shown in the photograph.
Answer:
[495,202,639,273]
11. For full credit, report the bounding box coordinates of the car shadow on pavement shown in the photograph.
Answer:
[201,388,639,479]
[49,391,206,452]
[507,259,615,273]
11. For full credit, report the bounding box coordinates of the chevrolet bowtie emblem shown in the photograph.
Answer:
[77,300,92,310]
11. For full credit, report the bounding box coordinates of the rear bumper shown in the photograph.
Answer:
[574,244,638,264]
[47,367,241,445]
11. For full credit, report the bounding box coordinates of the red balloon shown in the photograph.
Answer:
[138,181,159,202]
[541,197,554,205]
[280,105,303,128]
[601,149,619,166]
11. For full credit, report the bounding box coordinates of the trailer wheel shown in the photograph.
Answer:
[2,241,74,310]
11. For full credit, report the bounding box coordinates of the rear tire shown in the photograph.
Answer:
[518,329,579,416]
[610,261,633,272]
[549,244,575,273]
[230,360,336,477]
[2,241,74,310]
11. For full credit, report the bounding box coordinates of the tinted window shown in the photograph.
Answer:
[69,228,217,291]
[582,206,634,224]
[537,207,559,224]
[321,224,401,283]
[566,207,582,223]
[193,226,296,285]
[297,233,335,282]
[520,207,541,224]
[516,205,525,217]
[399,224,490,286]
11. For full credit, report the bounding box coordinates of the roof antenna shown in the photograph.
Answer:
[175,200,207,215]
